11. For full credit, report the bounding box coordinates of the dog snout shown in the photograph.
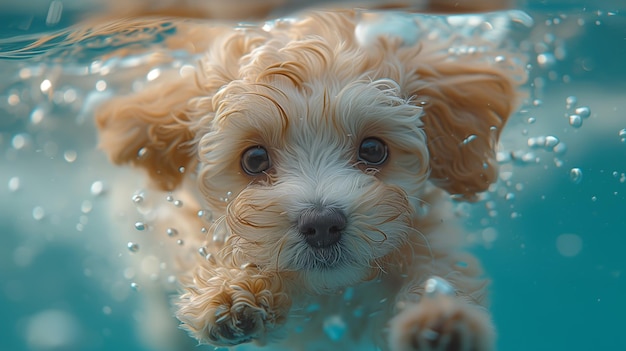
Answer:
[298,207,347,248]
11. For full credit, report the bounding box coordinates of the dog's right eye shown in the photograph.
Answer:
[241,146,271,175]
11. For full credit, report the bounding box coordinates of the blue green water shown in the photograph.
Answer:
[1,1,625,351]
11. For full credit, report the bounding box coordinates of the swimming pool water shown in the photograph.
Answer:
[1,1,625,351]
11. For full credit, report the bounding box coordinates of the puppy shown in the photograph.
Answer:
[96,9,524,351]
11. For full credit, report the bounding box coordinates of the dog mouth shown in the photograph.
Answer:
[301,242,356,271]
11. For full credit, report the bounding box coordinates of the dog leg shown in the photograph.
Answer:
[177,264,291,347]
[388,277,494,351]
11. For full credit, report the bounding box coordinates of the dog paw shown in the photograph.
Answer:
[177,268,290,347]
[388,294,494,351]
[208,296,270,345]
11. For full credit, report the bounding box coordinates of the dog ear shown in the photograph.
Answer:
[408,58,521,200]
[96,73,203,191]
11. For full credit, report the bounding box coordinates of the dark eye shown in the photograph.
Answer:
[241,146,270,175]
[358,137,388,165]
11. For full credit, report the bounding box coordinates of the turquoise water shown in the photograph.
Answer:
[1,1,625,351]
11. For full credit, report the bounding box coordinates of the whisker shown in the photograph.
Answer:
[274,235,290,273]
[406,226,435,265]
[405,194,431,207]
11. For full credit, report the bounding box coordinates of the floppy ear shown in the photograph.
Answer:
[96,72,204,191]
[408,58,522,200]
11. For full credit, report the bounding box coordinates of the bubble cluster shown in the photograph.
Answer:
[527,135,560,150]
[574,106,591,118]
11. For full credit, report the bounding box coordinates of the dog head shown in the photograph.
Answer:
[96,11,520,293]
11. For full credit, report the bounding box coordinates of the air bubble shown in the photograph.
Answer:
[32,206,45,221]
[568,114,583,128]
[553,142,568,154]
[565,95,577,108]
[63,89,77,104]
[146,68,161,81]
[30,108,45,124]
[323,315,347,341]
[556,233,582,257]
[176,239,184,245]
[575,106,591,118]
[213,232,226,244]
[544,136,560,148]
[166,195,174,202]
[462,134,477,145]
[166,228,178,237]
[81,200,92,214]
[95,80,107,92]
[173,200,183,207]
[134,222,146,231]
[90,181,105,196]
[8,177,20,192]
[537,53,556,68]
[570,168,583,184]
[178,166,185,173]
[63,150,77,163]
[132,194,144,204]
[424,276,455,297]
[619,128,626,143]
[12,133,29,150]
[137,147,147,158]
[127,242,139,252]
[482,227,498,243]
[25,309,80,350]
[40,79,52,93]
[102,306,112,315]
[130,282,139,291]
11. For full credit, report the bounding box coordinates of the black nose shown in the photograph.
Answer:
[298,207,347,248]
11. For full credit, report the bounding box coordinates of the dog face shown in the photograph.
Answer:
[199,76,429,292]
[96,11,520,293]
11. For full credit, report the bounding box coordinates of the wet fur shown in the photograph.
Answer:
[96,9,523,351]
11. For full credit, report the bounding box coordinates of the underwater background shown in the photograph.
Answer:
[0,1,625,350]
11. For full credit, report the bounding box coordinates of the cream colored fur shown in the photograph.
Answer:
[96,8,524,351]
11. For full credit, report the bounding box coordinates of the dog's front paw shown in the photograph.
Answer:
[388,294,494,351]
[208,294,270,345]
[177,268,290,346]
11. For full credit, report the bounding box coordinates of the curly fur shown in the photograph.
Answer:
[96,8,524,351]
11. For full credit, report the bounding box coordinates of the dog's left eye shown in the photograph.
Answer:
[358,137,388,166]
[241,146,271,175]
